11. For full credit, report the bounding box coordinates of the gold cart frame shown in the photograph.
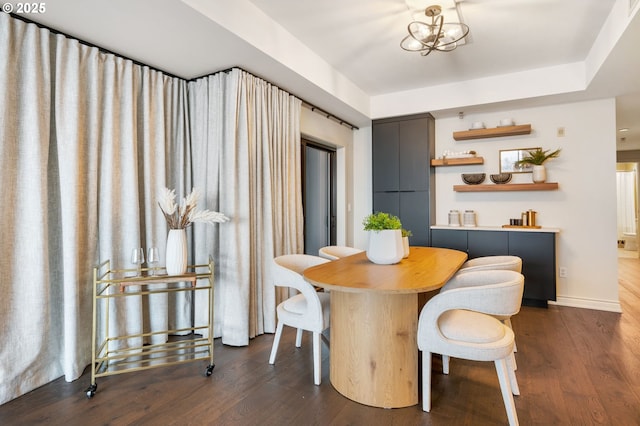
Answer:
[86,258,214,397]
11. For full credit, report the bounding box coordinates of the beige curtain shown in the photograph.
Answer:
[0,15,190,404]
[0,14,303,404]
[189,69,303,345]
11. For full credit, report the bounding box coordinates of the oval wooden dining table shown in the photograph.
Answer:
[303,246,467,409]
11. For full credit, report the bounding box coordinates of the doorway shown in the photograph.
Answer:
[616,162,639,258]
[302,140,337,256]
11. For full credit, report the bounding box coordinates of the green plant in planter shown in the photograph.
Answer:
[401,229,413,238]
[516,147,561,166]
[362,212,402,231]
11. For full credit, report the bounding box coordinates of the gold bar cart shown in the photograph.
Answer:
[85,258,214,398]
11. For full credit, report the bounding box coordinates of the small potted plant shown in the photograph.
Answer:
[401,229,412,258]
[515,147,561,183]
[362,212,404,264]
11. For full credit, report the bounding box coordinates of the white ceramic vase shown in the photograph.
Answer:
[532,165,547,183]
[166,229,187,275]
[402,236,410,258]
[366,229,404,265]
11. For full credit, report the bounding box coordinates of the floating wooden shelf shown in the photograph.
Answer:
[453,182,559,192]
[431,157,484,166]
[453,124,532,141]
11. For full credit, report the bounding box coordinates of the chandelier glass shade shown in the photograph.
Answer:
[400,5,469,56]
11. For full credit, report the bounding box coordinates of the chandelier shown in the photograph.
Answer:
[400,4,469,56]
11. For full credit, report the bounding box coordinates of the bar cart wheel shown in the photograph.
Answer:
[205,364,215,376]
[85,383,97,398]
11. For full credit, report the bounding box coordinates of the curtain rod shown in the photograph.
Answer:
[9,13,184,80]
[192,67,359,131]
[10,14,359,131]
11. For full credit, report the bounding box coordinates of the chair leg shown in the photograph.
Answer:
[295,328,303,348]
[422,351,432,412]
[442,354,450,374]
[495,358,519,426]
[269,322,284,365]
[507,352,520,395]
[505,318,517,352]
[312,331,322,385]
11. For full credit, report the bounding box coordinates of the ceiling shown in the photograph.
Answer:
[15,0,640,150]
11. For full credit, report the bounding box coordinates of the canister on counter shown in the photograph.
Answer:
[448,210,461,226]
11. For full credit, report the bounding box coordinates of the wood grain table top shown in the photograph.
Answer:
[303,246,467,294]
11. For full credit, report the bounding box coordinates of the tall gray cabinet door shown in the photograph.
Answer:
[372,192,400,217]
[399,119,430,191]
[372,122,399,192]
[372,113,434,246]
[400,191,430,246]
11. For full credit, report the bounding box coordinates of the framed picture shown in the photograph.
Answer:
[499,147,540,173]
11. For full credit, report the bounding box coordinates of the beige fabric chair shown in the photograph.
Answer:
[456,255,522,274]
[449,255,523,354]
[269,254,331,385]
[318,245,364,261]
[418,270,524,426]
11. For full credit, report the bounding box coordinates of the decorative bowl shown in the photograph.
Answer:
[461,173,486,185]
[490,173,512,184]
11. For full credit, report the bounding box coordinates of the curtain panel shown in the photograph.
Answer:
[188,69,303,345]
[1,14,187,404]
[0,14,303,405]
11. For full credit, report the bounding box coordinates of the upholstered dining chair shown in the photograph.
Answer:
[318,245,364,261]
[269,254,331,385]
[456,255,522,274]
[450,255,523,354]
[418,270,524,426]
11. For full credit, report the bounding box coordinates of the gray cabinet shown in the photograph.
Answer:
[372,114,435,246]
[431,228,556,307]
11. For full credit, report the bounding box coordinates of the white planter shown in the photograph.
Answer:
[532,165,547,183]
[402,236,410,258]
[166,229,187,275]
[366,229,404,265]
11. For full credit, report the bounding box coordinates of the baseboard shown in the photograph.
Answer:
[550,296,622,313]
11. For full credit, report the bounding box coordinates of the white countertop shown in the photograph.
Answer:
[431,225,560,233]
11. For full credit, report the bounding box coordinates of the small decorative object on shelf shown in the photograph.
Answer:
[515,147,561,183]
[440,149,477,158]
[362,212,404,265]
[461,173,486,185]
[158,187,229,275]
[490,173,512,184]
[432,150,481,166]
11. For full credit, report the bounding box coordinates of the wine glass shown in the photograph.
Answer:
[131,247,145,276]
[147,247,159,276]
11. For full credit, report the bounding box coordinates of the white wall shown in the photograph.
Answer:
[306,97,621,313]
[434,99,620,312]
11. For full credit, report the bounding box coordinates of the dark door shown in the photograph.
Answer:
[302,140,336,256]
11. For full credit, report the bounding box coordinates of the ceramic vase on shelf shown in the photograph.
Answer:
[165,229,187,275]
[532,165,547,183]
[366,229,404,265]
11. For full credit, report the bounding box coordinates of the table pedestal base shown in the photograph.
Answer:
[330,291,418,408]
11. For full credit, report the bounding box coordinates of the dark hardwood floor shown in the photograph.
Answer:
[2,257,640,425]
